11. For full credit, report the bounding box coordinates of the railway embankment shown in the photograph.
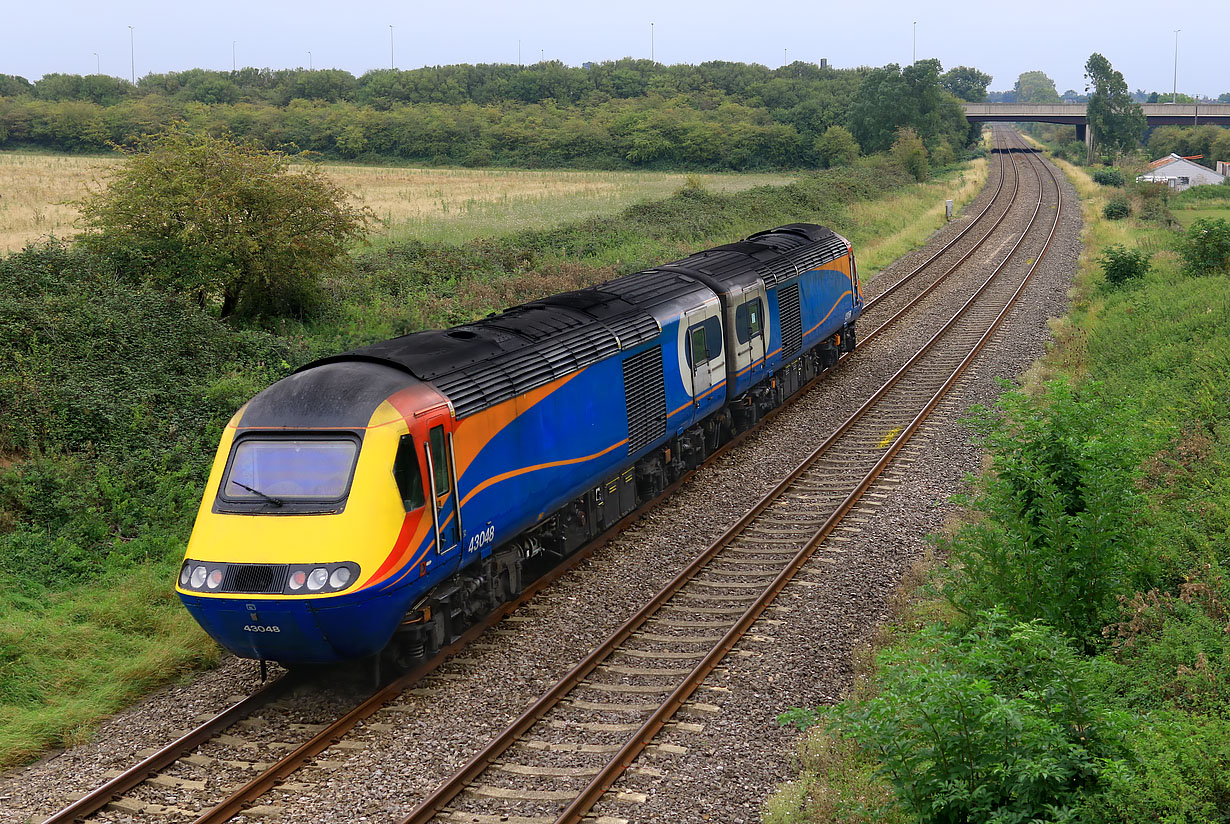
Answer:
[765,153,1230,820]
[0,151,985,776]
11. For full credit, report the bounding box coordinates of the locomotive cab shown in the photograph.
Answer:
[176,361,457,664]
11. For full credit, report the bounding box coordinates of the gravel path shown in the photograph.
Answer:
[0,136,1080,824]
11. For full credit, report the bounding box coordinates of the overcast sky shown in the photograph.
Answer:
[4,0,1226,98]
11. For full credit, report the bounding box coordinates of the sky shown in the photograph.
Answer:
[3,0,1226,98]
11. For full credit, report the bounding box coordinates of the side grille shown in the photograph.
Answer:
[622,346,666,455]
[224,564,287,594]
[778,281,803,359]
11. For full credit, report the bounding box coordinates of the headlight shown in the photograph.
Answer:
[179,564,191,587]
[190,566,207,588]
[206,569,224,590]
[307,568,329,591]
[329,567,352,589]
[288,570,307,591]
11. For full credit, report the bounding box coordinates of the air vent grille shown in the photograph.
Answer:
[622,346,666,455]
[224,564,287,594]
[778,282,803,359]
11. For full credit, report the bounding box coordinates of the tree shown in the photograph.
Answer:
[847,60,970,155]
[75,128,372,318]
[1084,53,1145,162]
[891,126,928,181]
[815,125,859,167]
[940,66,992,102]
[1013,70,1061,104]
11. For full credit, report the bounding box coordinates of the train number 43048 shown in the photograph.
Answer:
[467,525,496,553]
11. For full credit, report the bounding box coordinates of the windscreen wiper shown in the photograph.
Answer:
[232,481,284,507]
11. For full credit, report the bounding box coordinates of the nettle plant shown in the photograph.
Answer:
[822,611,1132,824]
[939,379,1147,647]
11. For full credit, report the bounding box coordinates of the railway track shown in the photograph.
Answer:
[36,129,1057,824]
[391,128,1063,824]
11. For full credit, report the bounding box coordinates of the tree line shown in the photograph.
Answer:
[0,59,987,169]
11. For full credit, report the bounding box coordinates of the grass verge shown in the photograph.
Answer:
[764,152,1230,822]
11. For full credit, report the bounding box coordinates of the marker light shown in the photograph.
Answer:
[307,568,329,591]
[179,565,191,587]
[288,570,307,591]
[206,569,224,589]
[329,567,352,589]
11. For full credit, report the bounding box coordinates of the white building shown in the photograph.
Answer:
[1136,154,1226,191]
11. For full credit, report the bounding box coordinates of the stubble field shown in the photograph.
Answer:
[0,152,793,253]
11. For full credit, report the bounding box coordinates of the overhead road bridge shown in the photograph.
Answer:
[963,103,1230,146]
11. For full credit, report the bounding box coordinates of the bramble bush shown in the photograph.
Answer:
[1180,217,1230,276]
[938,380,1148,647]
[811,610,1132,824]
[1092,167,1125,186]
[1102,194,1132,219]
[1098,244,1151,288]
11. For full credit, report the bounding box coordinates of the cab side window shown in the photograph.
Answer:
[393,435,426,511]
[428,425,449,496]
[688,325,708,367]
[735,299,763,344]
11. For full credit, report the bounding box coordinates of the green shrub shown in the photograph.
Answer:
[1099,245,1151,287]
[890,127,929,182]
[1092,167,1126,186]
[819,610,1132,824]
[1180,217,1230,276]
[1103,194,1132,219]
[939,380,1148,647]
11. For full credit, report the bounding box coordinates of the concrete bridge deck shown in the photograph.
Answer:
[964,103,1230,128]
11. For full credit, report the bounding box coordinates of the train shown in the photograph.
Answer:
[176,223,862,667]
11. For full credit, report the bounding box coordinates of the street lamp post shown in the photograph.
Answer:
[912,21,917,64]
[93,52,99,75]
[128,25,134,84]
[651,22,654,63]
[232,40,236,72]
[1173,29,1180,103]
[389,24,394,70]
[783,47,787,68]
[308,51,313,70]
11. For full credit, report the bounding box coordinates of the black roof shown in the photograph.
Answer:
[303,223,846,419]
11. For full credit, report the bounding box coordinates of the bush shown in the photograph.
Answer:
[1099,245,1151,287]
[1092,167,1126,186]
[818,610,1132,824]
[1103,194,1132,219]
[890,127,929,182]
[1180,217,1230,276]
[939,380,1148,646]
[75,128,373,319]
[815,125,860,169]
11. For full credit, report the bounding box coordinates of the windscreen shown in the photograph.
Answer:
[223,439,359,502]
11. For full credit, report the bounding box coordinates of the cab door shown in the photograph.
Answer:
[733,289,767,383]
[420,408,461,557]
[682,301,726,412]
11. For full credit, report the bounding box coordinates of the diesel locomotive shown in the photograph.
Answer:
[176,223,861,666]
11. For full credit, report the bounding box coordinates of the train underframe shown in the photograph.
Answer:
[372,325,856,674]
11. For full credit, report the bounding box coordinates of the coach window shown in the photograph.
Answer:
[429,425,450,496]
[393,434,426,511]
[735,299,763,344]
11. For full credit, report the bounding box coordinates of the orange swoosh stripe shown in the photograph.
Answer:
[459,438,630,509]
